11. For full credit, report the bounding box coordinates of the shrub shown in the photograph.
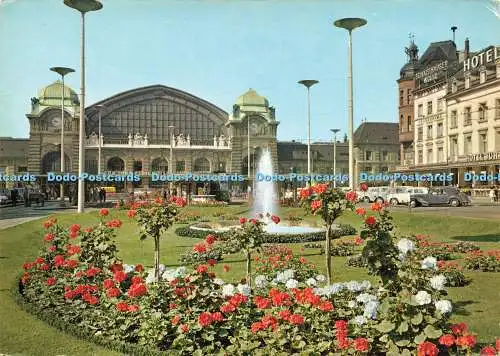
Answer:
[463,250,500,272]
[346,254,367,268]
[437,261,470,287]
[451,241,480,254]
[303,241,356,256]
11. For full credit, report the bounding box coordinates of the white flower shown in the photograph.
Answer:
[145,272,155,284]
[397,238,415,255]
[348,300,357,308]
[213,278,225,285]
[434,300,453,314]
[345,281,363,292]
[415,291,432,305]
[306,278,317,287]
[356,293,378,304]
[359,280,372,290]
[353,315,368,325]
[430,275,447,290]
[254,275,268,289]
[315,274,326,282]
[285,279,299,289]
[421,257,437,270]
[237,283,251,296]
[123,264,135,274]
[363,300,379,319]
[158,264,166,274]
[222,284,235,297]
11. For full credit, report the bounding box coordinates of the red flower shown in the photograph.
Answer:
[318,301,334,312]
[83,227,93,233]
[289,314,305,325]
[99,208,109,216]
[106,219,122,228]
[299,187,312,199]
[169,303,177,310]
[127,209,137,218]
[35,257,45,264]
[439,334,455,347]
[83,293,99,305]
[196,265,208,274]
[251,321,263,333]
[354,236,364,245]
[355,207,366,216]
[114,270,128,283]
[335,320,348,330]
[193,243,207,253]
[205,234,216,245]
[128,304,140,312]
[211,312,224,322]
[223,264,230,272]
[278,309,291,321]
[354,338,369,352]
[39,263,50,271]
[127,283,147,298]
[131,276,143,284]
[116,301,129,312]
[480,346,497,355]
[450,322,468,336]
[418,341,439,356]
[69,230,79,239]
[456,335,477,349]
[269,289,291,307]
[310,200,321,211]
[198,312,213,327]
[106,288,121,298]
[23,262,34,270]
[250,218,257,224]
[65,259,78,269]
[207,259,217,266]
[360,183,368,192]
[180,324,189,333]
[220,303,236,313]
[172,315,181,325]
[69,224,80,233]
[312,183,328,194]
[46,277,57,286]
[110,263,123,273]
[496,338,500,351]
[44,233,55,242]
[48,245,57,252]
[67,245,81,256]
[365,216,377,227]
[370,202,383,212]
[239,218,247,224]
[135,264,144,273]
[271,215,280,224]
[86,267,101,278]
[345,191,358,202]
[254,296,271,309]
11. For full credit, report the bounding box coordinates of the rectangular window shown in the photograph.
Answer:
[176,161,185,172]
[464,107,472,126]
[365,151,372,161]
[464,135,472,154]
[407,89,412,104]
[450,110,458,128]
[437,147,444,162]
[418,104,423,117]
[496,99,500,119]
[382,151,388,161]
[407,116,412,131]
[399,90,404,106]
[365,166,372,173]
[17,166,28,173]
[450,137,458,157]
[478,103,488,121]
[418,127,423,141]
[437,99,444,112]
[427,101,433,115]
[427,125,433,139]
[427,149,433,163]
[418,150,423,164]
[479,133,488,153]
[480,71,486,84]
[437,123,443,137]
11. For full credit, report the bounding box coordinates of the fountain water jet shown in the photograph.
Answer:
[252,148,277,219]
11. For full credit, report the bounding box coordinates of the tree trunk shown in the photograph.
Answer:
[154,236,160,283]
[245,249,252,289]
[325,223,332,284]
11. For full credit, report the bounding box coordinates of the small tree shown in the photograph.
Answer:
[133,199,180,283]
[301,183,356,284]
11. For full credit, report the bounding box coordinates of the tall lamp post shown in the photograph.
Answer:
[94,104,105,175]
[64,0,103,213]
[298,80,319,176]
[330,129,340,188]
[50,66,74,206]
[168,125,174,194]
[334,17,366,190]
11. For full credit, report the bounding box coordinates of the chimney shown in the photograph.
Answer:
[451,26,457,44]
[464,38,470,59]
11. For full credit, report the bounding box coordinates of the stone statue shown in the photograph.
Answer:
[187,134,191,146]
[218,134,225,147]
[177,134,186,146]
[214,136,218,146]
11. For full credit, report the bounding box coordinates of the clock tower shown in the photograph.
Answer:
[226,89,279,175]
[26,80,80,174]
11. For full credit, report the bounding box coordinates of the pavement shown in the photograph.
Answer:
[0,201,79,230]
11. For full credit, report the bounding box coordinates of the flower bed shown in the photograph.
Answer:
[463,250,500,272]
[304,241,357,256]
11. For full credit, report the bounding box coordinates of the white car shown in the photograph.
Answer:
[387,187,429,205]
[0,189,10,205]
[359,186,391,203]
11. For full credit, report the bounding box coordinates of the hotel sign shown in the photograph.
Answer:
[467,152,500,162]
[464,46,500,71]
[415,61,448,84]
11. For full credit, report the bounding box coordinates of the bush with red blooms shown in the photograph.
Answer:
[463,249,500,272]
[179,234,224,265]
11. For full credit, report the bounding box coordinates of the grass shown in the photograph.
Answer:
[0,205,499,354]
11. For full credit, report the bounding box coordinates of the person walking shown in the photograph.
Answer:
[98,188,103,204]
[11,189,17,207]
[102,188,107,203]
[489,186,496,203]
[495,186,499,203]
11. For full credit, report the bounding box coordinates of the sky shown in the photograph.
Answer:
[0,0,499,142]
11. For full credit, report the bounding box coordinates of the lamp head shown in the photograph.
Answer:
[298,80,319,88]
[64,0,102,13]
[331,129,340,134]
[334,18,367,31]
[50,67,75,76]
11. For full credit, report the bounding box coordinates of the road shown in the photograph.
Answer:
[0,201,77,230]
[386,204,500,220]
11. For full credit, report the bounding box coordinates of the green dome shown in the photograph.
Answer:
[37,80,79,106]
[235,89,269,107]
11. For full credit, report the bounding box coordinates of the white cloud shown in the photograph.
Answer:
[0,0,18,7]
[486,0,500,18]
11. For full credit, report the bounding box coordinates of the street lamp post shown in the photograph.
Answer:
[94,104,105,175]
[50,66,74,206]
[334,17,366,190]
[247,116,251,198]
[64,0,103,213]
[298,80,319,176]
[168,125,174,194]
[331,129,340,188]
[252,146,258,193]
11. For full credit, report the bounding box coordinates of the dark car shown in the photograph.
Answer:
[409,187,471,208]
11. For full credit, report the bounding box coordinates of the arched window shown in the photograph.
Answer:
[193,157,210,172]
[41,151,71,174]
[107,157,125,171]
[151,158,168,173]
[133,160,143,172]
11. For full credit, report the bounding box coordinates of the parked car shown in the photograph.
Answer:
[0,189,11,205]
[360,186,391,203]
[387,186,429,205]
[409,187,471,208]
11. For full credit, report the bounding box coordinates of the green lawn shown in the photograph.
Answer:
[0,205,499,355]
